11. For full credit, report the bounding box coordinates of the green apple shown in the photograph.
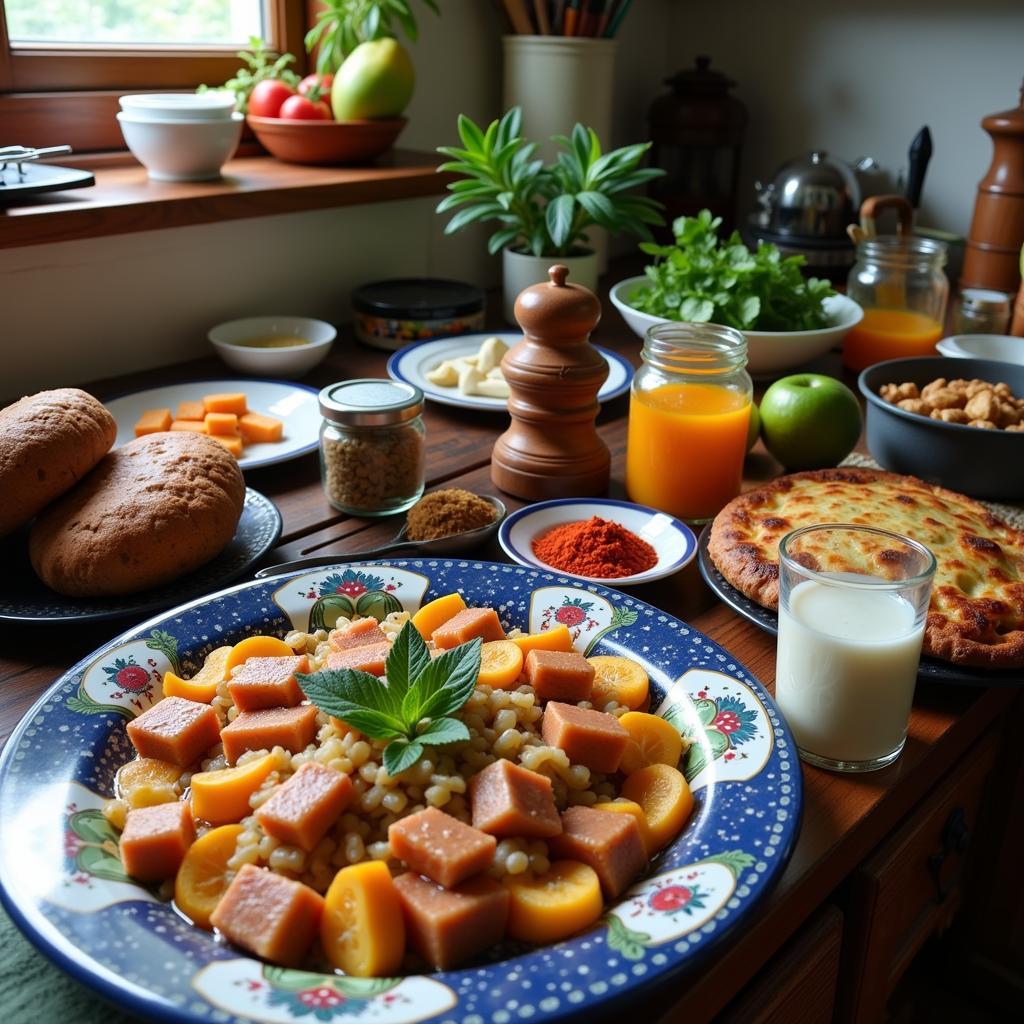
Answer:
[759,374,862,470]
[746,400,761,452]
[331,38,415,121]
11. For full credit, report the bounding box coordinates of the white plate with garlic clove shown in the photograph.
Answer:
[386,332,633,412]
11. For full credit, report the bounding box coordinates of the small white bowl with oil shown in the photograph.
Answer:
[208,316,336,379]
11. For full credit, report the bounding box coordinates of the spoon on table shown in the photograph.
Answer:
[254,495,507,579]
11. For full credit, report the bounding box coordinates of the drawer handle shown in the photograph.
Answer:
[928,806,970,903]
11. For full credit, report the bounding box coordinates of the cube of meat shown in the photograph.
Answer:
[431,607,506,650]
[220,705,319,764]
[393,871,510,970]
[541,701,628,773]
[256,762,354,851]
[119,800,195,881]
[524,649,594,702]
[325,641,392,675]
[389,807,496,888]
[328,618,388,652]
[210,863,324,966]
[469,758,562,838]
[227,655,309,711]
[548,805,647,898]
[126,696,221,767]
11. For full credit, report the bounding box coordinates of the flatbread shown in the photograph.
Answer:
[708,467,1024,669]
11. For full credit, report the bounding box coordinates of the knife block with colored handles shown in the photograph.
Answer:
[490,265,610,500]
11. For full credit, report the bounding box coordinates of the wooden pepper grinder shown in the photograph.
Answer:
[491,265,610,499]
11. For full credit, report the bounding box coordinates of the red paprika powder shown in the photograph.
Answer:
[531,516,658,578]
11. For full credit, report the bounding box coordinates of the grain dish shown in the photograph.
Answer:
[29,431,245,597]
[708,467,1024,668]
[107,595,694,975]
[0,388,116,537]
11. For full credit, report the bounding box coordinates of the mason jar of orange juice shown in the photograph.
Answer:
[626,323,751,524]
[843,236,948,372]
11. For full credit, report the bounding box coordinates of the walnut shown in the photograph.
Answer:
[927,387,967,410]
[920,379,949,402]
[964,389,999,422]
[965,379,991,398]
[1000,405,1023,427]
[935,408,970,424]
[880,381,919,403]
[993,382,1012,398]
[897,398,930,414]
[969,419,998,429]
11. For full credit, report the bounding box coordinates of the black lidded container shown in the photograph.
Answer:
[858,356,1024,502]
[352,278,487,351]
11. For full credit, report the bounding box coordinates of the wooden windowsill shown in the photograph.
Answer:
[0,149,451,250]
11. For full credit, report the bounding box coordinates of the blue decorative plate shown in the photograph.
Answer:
[0,488,282,623]
[0,559,802,1023]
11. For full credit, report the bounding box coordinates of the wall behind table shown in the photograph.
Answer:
[675,0,1024,237]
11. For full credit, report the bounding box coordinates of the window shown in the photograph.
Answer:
[0,0,307,152]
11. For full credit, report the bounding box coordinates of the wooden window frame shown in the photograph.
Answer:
[0,1,309,152]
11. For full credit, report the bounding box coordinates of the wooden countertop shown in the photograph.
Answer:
[0,283,1015,1022]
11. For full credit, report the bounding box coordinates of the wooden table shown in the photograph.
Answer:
[1,287,1020,1024]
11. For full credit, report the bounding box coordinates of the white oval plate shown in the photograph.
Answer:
[104,378,321,471]
[386,333,633,411]
[499,498,698,586]
[936,334,1024,365]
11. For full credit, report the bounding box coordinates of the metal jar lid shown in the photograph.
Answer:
[960,288,1011,312]
[318,379,424,426]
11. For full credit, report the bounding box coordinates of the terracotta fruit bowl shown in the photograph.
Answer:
[246,116,406,166]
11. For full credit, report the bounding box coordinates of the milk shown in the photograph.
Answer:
[775,576,924,767]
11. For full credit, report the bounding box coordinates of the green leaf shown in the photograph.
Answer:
[457,113,486,154]
[296,668,406,738]
[384,621,431,711]
[383,738,424,776]
[415,716,470,746]
[575,190,617,225]
[545,194,575,249]
[488,226,522,255]
[414,637,482,720]
[443,203,505,235]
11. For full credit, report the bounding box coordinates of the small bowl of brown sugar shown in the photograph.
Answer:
[405,488,505,548]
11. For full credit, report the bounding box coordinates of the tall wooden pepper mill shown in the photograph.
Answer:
[491,265,610,499]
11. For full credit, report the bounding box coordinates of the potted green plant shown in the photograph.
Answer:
[436,107,665,321]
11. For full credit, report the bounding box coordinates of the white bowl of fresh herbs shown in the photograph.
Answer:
[610,211,863,377]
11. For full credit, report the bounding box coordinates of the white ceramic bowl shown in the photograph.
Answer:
[117,111,243,182]
[208,316,337,379]
[936,334,1024,365]
[498,498,697,587]
[119,92,237,121]
[609,276,864,377]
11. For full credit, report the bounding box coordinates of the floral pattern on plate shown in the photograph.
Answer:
[193,962,456,1024]
[0,559,801,1024]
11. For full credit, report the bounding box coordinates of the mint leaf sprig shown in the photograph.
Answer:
[297,620,482,777]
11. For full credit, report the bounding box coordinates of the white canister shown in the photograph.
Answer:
[503,35,617,273]
[502,247,599,325]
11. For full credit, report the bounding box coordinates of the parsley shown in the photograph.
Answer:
[296,621,482,777]
[631,209,835,332]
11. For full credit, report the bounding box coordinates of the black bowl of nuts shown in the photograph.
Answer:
[859,356,1024,502]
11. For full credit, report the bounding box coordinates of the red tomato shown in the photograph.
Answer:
[248,78,296,118]
[298,73,333,99]
[279,94,332,121]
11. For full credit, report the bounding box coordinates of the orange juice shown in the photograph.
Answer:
[842,308,943,372]
[626,382,751,523]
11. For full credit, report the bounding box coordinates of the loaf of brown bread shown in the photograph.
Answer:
[29,432,246,596]
[0,388,117,536]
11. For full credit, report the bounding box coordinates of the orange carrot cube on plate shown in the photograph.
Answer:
[328,618,387,652]
[176,400,206,421]
[541,701,629,773]
[170,420,208,433]
[469,758,562,838]
[125,696,221,767]
[525,649,594,702]
[389,807,496,888]
[220,705,318,764]
[257,762,354,851]
[548,805,647,898]
[432,607,506,649]
[239,412,284,444]
[120,800,195,881]
[325,641,391,675]
[203,393,247,416]
[134,408,172,437]
[204,412,239,436]
[209,434,244,458]
[228,654,308,711]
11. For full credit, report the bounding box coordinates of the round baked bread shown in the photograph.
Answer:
[708,467,1024,669]
[0,388,117,537]
[29,432,246,597]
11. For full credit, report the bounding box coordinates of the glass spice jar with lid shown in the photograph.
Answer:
[950,288,1012,336]
[318,379,425,516]
[625,322,752,524]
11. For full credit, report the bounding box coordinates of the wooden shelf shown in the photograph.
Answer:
[0,149,450,250]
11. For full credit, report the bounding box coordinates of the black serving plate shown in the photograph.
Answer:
[697,525,1023,689]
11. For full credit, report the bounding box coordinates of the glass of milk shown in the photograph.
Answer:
[775,524,936,773]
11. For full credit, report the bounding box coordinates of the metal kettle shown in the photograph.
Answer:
[754,150,861,239]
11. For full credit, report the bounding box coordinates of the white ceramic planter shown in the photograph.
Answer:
[502,247,599,324]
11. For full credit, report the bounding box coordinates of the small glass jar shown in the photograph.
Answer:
[625,322,752,524]
[318,379,425,516]
[950,288,1012,335]
[843,236,949,372]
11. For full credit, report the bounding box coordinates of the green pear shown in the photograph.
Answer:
[331,38,415,121]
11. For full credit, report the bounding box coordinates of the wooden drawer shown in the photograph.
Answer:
[836,727,1000,1024]
[716,905,843,1024]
